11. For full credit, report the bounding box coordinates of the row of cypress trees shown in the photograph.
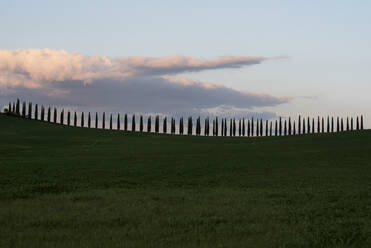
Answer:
[6,99,365,136]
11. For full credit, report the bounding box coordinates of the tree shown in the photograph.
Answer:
[302,117,305,134]
[8,102,11,113]
[140,115,144,132]
[163,117,167,134]
[247,119,251,137]
[47,107,51,122]
[234,119,237,136]
[260,119,263,137]
[346,117,349,131]
[275,120,278,136]
[132,115,136,132]
[147,116,152,133]
[204,118,208,136]
[54,108,57,123]
[215,117,219,136]
[224,118,227,136]
[88,112,91,128]
[102,112,105,129]
[242,119,246,136]
[317,116,320,134]
[60,109,64,125]
[337,117,340,132]
[95,112,98,129]
[196,117,200,135]
[351,117,354,131]
[269,121,273,136]
[179,117,184,135]
[279,117,282,136]
[22,102,26,118]
[298,115,301,135]
[322,117,325,133]
[256,119,259,137]
[288,117,292,135]
[155,116,159,133]
[16,99,20,115]
[41,106,45,121]
[188,117,193,135]
[312,118,315,134]
[117,114,121,130]
[307,117,310,134]
[356,116,359,130]
[251,117,254,137]
[124,114,128,131]
[293,121,296,135]
[331,117,334,133]
[74,112,77,127]
[284,120,287,136]
[81,112,84,127]
[361,115,364,130]
[67,111,71,126]
[341,118,344,132]
[327,117,330,133]
[110,114,113,130]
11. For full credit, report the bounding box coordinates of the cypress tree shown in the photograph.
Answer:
[229,119,232,136]
[132,115,136,132]
[331,117,334,133]
[242,119,246,136]
[225,118,228,136]
[279,117,282,136]
[155,116,159,133]
[81,112,84,127]
[41,106,45,121]
[284,120,287,136]
[163,117,167,134]
[204,118,208,136]
[312,118,315,134]
[361,115,364,130]
[298,115,301,135]
[356,116,359,130]
[102,112,105,129]
[351,117,354,131]
[256,119,259,137]
[251,117,254,137]
[238,119,242,136]
[275,120,278,136]
[95,112,98,129]
[269,121,272,136]
[74,112,77,127]
[47,107,51,122]
[110,114,113,130]
[341,118,344,132]
[247,120,251,137]
[322,117,325,133]
[124,114,128,131]
[8,102,11,113]
[215,117,219,136]
[22,102,26,118]
[260,119,263,137]
[60,109,64,125]
[34,104,39,120]
[88,112,91,128]
[16,99,20,115]
[346,117,349,131]
[179,117,184,135]
[337,117,340,132]
[188,117,193,135]
[54,108,57,123]
[117,114,120,130]
[67,111,71,126]
[288,117,292,135]
[234,119,237,136]
[140,115,144,132]
[196,117,200,135]
[12,102,16,114]
[307,117,310,134]
[302,117,305,134]
[147,116,152,133]
[265,120,268,137]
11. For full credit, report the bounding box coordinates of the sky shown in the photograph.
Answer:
[1,0,370,126]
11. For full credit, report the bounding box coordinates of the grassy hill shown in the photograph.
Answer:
[1,114,371,247]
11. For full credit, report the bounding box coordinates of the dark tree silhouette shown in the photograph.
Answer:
[293,121,296,135]
[155,116,159,133]
[140,115,144,132]
[302,117,305,134]
[12,102,16,114]
[361,115,364,130]
[196,117,200,136]
[67,111,71,126]
[256,118,260,137]
[110,114,113,130]
[322,117,325,133]
[16,99,20,115]
[102,112,105,129]
[317,116,320,134]
[215,117,219,136]
[163,117,167,134]
[88,112,91,128]
[233,119,237,136]
[327,116,330,133]
[346,117,349,131]
[351,117,354,131]
[247,119,251,137]
[288,117,292,135]
[275,120,278,136]
[238,119,242,136]
[117,114,120,130]
[307,117,310,134]
[54,108,57,123]
[204,118,208,136]
[260,119,263,137]
[179,117,184,135]
[269,121,273,136]
[188,117,193,135]
[41,106,45,122]
[95,112,98,129]
[60,109,64,125]
[22,102,26,118]
[124,114,128,131]
[356,116,359,131]
[251,117,254,137]
[74,112,77,127]
[312,118,315,134]
[47,107,51,122]
[265,120,268,137]
[132,115,136,132]
[34,104,39,120]
[81,112,84,127]
[147,116,152,133]
[331,117,334,133]
[337,117,340,132]
[284,120,287,136]
[242,119,246,136]
[8,102,11,113]
[279,117,282,136]
[298,115,301,135]
[341,118,344,132]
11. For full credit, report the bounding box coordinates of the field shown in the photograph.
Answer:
[1,114,371,247]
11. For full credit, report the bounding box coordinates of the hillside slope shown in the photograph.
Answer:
[1,115,371,248]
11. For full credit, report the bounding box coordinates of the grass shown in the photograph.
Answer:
[1,114,371,247]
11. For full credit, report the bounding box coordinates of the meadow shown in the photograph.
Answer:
[1,114,371,247]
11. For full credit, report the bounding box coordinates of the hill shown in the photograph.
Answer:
[1,114,371,247]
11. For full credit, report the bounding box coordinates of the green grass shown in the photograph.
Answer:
[1,114,371,247]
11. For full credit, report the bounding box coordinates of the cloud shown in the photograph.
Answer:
[0,49,290,117]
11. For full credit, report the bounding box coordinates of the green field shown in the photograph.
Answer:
[1,114,371,247]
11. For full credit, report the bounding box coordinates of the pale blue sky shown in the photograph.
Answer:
[1,0,370,125]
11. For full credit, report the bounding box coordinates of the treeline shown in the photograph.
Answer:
[4,99,365,136]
